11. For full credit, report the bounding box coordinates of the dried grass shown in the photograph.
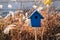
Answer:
[0,9,60,40]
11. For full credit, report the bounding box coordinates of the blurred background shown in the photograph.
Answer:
[0,0,60,17]
[0,0,60,40]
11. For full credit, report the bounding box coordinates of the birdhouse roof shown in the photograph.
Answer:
[29,10,39,17]
[28,10,44,19]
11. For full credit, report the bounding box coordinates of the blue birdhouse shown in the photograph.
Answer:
[29,10,44,27]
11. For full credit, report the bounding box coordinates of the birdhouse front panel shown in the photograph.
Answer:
[30,13,41,27]
[29,10,44,27]
[31,19,41,27]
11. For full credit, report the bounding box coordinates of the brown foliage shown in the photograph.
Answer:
[0,9,60,40]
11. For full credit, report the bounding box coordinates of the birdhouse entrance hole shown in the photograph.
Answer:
[35,16,38,19]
